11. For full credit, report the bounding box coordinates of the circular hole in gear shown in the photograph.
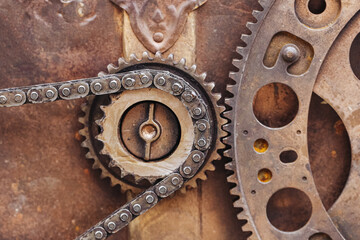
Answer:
[254,138,269,153]
[253,83,299,128]
[267,188,312,232]
[258,168,272,183]
[308,0,327,14]
[350,33,360,80]
[280,150,298,163]
[309,232,332,240]
[120,101,181,162]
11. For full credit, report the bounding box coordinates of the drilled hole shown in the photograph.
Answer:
[258,169,272,183]
[254,139,269,153]
[267,188,312,232]
[308,0,327,14]
[309,232,332,240]
[350,33,360,80]
[280,150,298,163]
[253,83,299,128]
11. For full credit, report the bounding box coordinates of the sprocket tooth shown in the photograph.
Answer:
[230,186,241,196]
[178,58,186,68]
[225,162,234,171]
[223,149,233,158]
[85,151,93,159]
[232,59,242,69]
[98,71,107,77]
[129,53,139,62]
[117,57,127,69]
[199,72,207,81]
[154,51,163,60]
[189,64,197,73]
[233,199,243,208]
[227,174,237,184]
[142,52,151,60]
[107,63,118,73]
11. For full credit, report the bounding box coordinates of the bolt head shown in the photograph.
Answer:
[62,88,71,97]
[192,153,201,163]
[193,107,202,116]
[145,195,155,204]
[107,221,116,231]
[183,166,192,175]
[120,213,129,222]
[94,230,103,239]
[183,91,195,102]
[0,95,7,104]
[109,80,118,89]
[282,45,300,62]
[78,85,86,94]
[197,138,207,147]
[46,90,55,98]
[125,78,135,87]
[133,204,142,213]
[157,76,166,86]
[30,92,39,101]
[94,83,102,92]
[158,186,167,194]
[198,123,207,131]
[171,177,180,186]
[14,94,23,103]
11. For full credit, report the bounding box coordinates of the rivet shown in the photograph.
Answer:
[171,83,182,92]
[125,77,135,87]
[107,221,116,231]
[282,44,300,62]
[46,90,55,98]
[77,85,86,94]
[198,122,207,131]
[14,94,23,103]
[183,91,195,102]
[157,76,166,86]
[171,177,180,186]
[94,230,103,239]
[0,95,7,104]
[94,83,102,92]
[198,138,207,147]
[145,195,155,204]
[30,92,39,101]
[133,204,142,213]
[120,213,129,222]
[183,166,192,175]
[193,107,202,116]
[62,87,71,97]
[192,153,201,163]
[140,75,150,84]
[109,80,118,89]
[158,186,167,194]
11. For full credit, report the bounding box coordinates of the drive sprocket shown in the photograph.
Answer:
[80,52,226,194]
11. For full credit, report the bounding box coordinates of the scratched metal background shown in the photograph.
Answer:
[0,0,351,239]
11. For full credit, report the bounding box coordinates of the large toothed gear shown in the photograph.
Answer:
[224,0,360,239]
[79,52,226,194]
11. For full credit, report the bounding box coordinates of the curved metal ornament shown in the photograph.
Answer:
[111,0,207,53]
[224,0,360,239]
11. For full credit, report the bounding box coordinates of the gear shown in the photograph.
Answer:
[224,0,360,239]
[79,52,226,194]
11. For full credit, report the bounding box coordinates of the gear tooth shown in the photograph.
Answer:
[241,34,252,45]
[222,110,233,120]
[95,119,102,127]
[107,63,119,74]
[178,58,186,67]
[246,22,256,32]
[225,162,234,171]
[232,59,242,69]
[233,199,243,208]
[230,186,241,196]
[226,84,237,95]
[100,171,107,179]
[227,173,237,184]
[236,46,245,55]
[242,224,255,235]
[190,64,197,73]
[167,53,174,62]
[78,128,87,137]
[98,71,107,77]
[117,57,127,68]
[154,51,162,60]
[129,53,139,62]
[229,71,240,81]
[252,9,262,19]
[187,179,198,188]
[85,151,93,159]
[199,72,207,81]
[78,117,85,125]
[142,52,151,60]
[223,148,233,158]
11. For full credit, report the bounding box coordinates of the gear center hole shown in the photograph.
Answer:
[140,123,159,141]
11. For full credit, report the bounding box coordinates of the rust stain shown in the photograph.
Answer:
[334,120,346,135]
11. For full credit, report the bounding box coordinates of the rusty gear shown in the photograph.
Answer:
[80,52,226,193]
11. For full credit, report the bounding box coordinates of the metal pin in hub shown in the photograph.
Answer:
[109,80,118,89]
[172,83,182,92]
[157,76,166,86]
[62,88,71,97]
[46,90,55,98]
[125,78,135,87]
[198,123,207,131]
[120,213,129,222]
[30,92,39,101]
[183,166,192,175]
[133,204,142,213]
[0,95,7,104]
[171,177,180,186]
[140,75,149,84]
[77,85,86,94]
[282,44,300,63]
[94,231,103,239]
[192,153,201,163]
[14,94,23,103]
[158,186,167,195]
[197,138,207,148]
[94,83,102,92]
[107,221,116,231]
[193,107,202,116]
[145,195,155,204]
